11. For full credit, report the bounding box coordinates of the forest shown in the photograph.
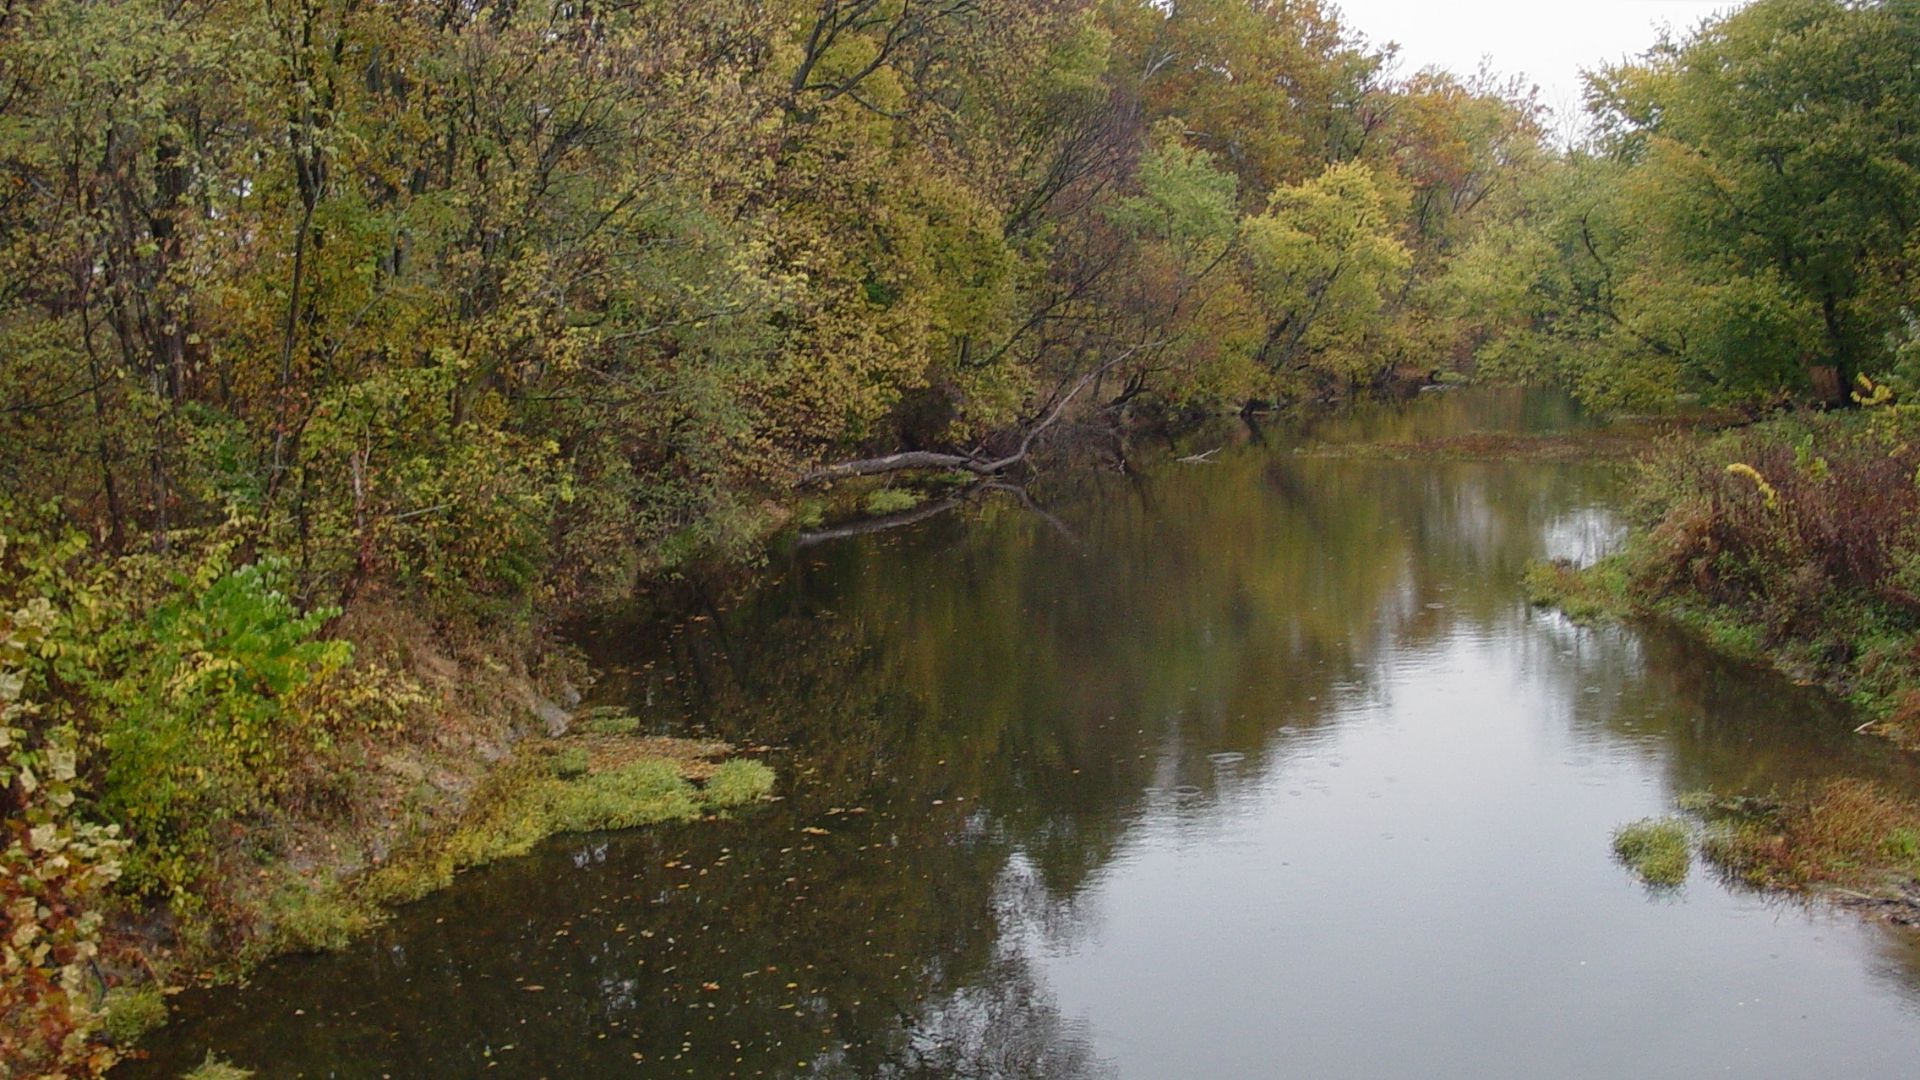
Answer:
[5,0,1920,1074]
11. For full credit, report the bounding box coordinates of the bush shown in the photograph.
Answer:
[1589,406,1920,736]
[1,537,127,1076]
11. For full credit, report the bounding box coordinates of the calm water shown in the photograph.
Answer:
[130,389,1920,1078]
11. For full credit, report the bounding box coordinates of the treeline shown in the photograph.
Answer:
[1461,0,1920,410]
[1511,5,1920,743]
[1,0,1547,1070]
[0,0,1546,605]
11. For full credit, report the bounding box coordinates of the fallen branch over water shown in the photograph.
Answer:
[800,341,1165,486]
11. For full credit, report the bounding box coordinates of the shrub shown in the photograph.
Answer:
[1,536,127,1076]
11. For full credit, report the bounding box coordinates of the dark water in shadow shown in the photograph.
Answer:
[128,389,1920,1078]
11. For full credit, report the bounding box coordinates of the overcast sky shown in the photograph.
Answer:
[1334,1,1748,126]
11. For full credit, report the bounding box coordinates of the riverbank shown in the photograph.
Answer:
[2,548,775,1076]
[1529,407,1920,923]
[1527,406,1920,747]
[1612,782,1920,926]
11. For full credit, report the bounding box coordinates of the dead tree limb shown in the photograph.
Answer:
[799,340,1165,487]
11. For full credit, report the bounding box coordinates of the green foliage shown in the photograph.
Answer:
[1467,0,1920,409]
[578,712,642,737]
[1612,817,1693,887]
[0,1,1561,1064]
[1,535,127,1076]
[1244,162,1412,388]
[363,747,772,910]
[266,886,376,956]
[1524,559,1628,623]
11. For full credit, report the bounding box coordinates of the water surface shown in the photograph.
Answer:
[130,389,1920,1078]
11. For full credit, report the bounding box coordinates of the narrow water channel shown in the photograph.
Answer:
[129,389,1920,1078]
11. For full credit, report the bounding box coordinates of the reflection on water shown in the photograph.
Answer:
[128,389,1920,1078]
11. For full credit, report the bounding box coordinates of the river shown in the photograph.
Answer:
[128,388,1920,1078]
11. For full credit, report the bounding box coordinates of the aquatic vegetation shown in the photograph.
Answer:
[550,746,592,779]
[1525,560,1629,624]
[181,1053,254,1080]
[98,986,168,1047]
[1612,817,1693,887]
[361,742,771,909]
[705,760,778,808]
[578,711,643,737]
[865,489,926,516]
[1697,780,1920,893]
[265,886,376,956]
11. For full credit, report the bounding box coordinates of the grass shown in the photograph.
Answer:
[1525,558,1629,623]
[577,709,641,736]
[361,738,772,908]
[864,488,924,515]
[265,884,376,955]
[550,745,591,779]
[181,1053,254,1079]
[1697,779,1920,893]
[98,985,168,1046]
[1612,817,1694,887]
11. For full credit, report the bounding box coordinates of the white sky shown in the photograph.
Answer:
[1334,1,1748,127]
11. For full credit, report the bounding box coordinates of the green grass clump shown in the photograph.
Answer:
[268,885,376,954]
[547,761,703,832]
[578,711,641,736]
[1612,817,1693,887]
[864,488,923,515]
[181,1052,254,1079]
[704,759,776,808]
[1524,558,1628,623]
[99,985,169,1046]
[550,745,591,779]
